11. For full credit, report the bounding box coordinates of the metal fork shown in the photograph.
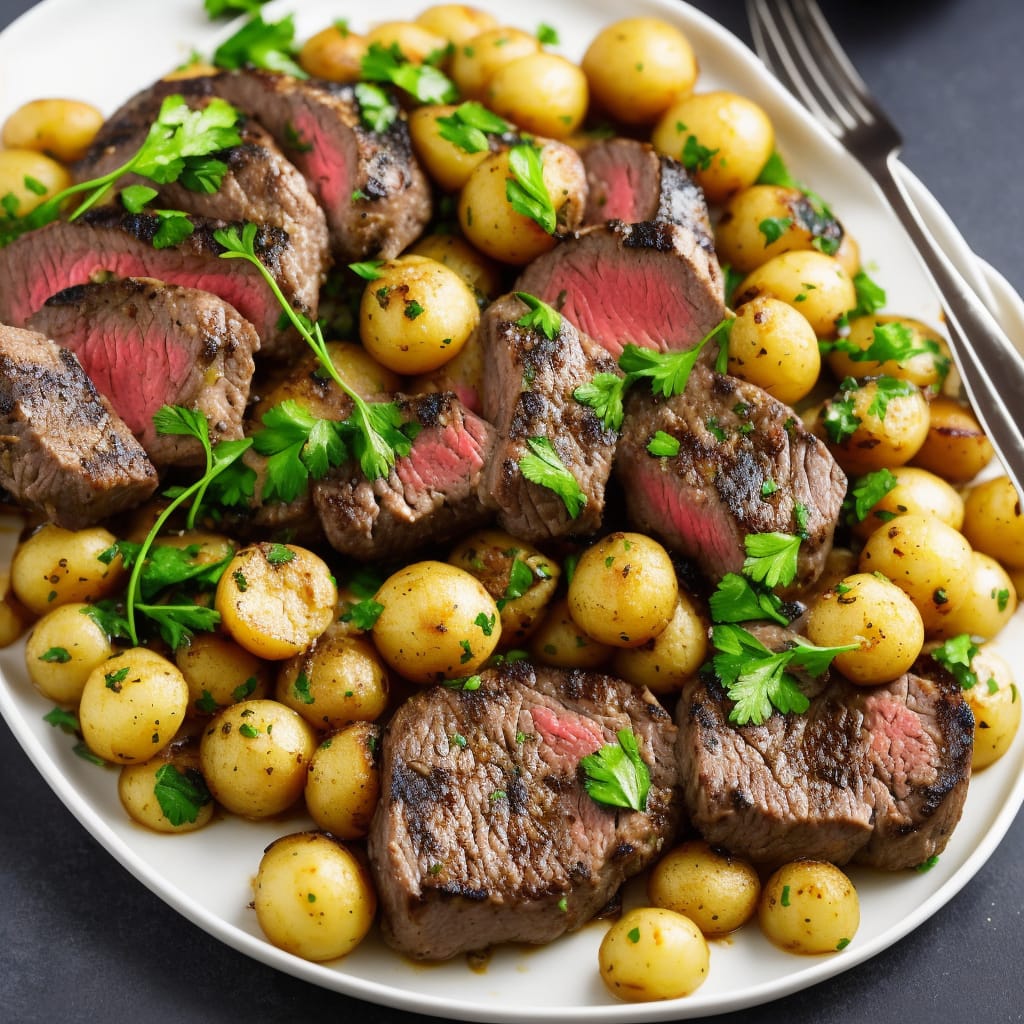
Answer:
[748,0,1024,498]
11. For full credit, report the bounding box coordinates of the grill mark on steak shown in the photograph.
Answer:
[368,661,681,960]
[27,277,258,468]
[478,294,619,542]
[0,324,156,527]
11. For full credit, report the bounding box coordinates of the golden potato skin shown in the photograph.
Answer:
[408,104,492,192]
[912,396,995,483]
[200,699,315,818]
[485,52,588,139]
[648,841,760,937]
[416,4,499,46]
[929,552,1017,641]
[298,25,368,82]
[406,232,501,301]
[0,148,71,215]
[450,27,540,100]
[3,97,104,162]
[117,742,214,834]
[215,543,336,660]
[598,907,710,1002]
[174,632,271,717]
[372,561,501,683]
[962,475,1024,569]
[528,596,614,670]
[759,860,859,954]
[806,573,924,686]
[568,532,678,648]
[850,466,964,542]
[0,569,31,648]
[254,831,376,962]
[305,722,382,839]
[79,648,189,764]
[365,21,447,64]
[25,602,115,704]
[582,17,698,126]
[960,646,1020,769]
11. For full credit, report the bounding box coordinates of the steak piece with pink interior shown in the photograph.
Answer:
[616,364,846,590]
[0,323,156,527]
[313,392,495,560]
[515,218,724,359]
[0,209,308,357]
[677,644,973,870]
[478,293,619,541]
[368,660,681,960]
[26,278,258,468]
[99,70,432,261]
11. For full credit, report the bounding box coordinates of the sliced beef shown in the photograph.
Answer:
[581,138,713,243]
[515,219,723,360]
[0,324,157,527]
[616,364,846,589]
[368,660,681,960]
[677,650,973,870]
[477,293,618,542]
[0,209,308,357]
[77,108,330,316]
[26,278,257,468]
[313,392,494,560]
[98,71,432,260]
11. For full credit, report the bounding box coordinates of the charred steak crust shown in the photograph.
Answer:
[27,277,258,468]
[368,661,681,960]
[478,293,619,541]
[0,324,157,527]
[616,364,846,589]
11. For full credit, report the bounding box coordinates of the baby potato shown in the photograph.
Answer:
[715,185,845,274]
[735,249,856,337]
[960,646,1020,769]
[582,17,698,126]
[529,596,614,669]
[598,907,709,1002]
[174,632,271,717]
[448,529,560,645]
[372,561,500,683]
[568,532,678,648]
[833,231,861,277]
[850,466,964,542]
[79,648,189,764]
[648,841,761,937]
[912,396,995,483]
[200,699,315,818]
[485,52,588,139]
[254,831,376,962]
[305,721,381,839]
[0,569,31,648]
[819,377,930,476]
[10,524,124,616]
[406,232,501,300]
[0,148,71,215]
[652,91,774,205]
[360,255,480,374]
[450,27,540,100]
[298,24,368,82]
[806,573,924,686]
[365,21,448,64]
[117,741,214,834]
[24,602,115,704]
[3,97,104,162]
[215,543,336,660]
[610,590,707,695]
[727,297,820,405]
[962,475,1024,569]
[416,4,499,46]
[858,514,973,632]
[759,860,859,954]
[276,630,389,729]
[930,552,1017,641]
[825,315,951,394]
[408,103,493,192]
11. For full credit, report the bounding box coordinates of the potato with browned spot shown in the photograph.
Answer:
[305,722,382,839]
[912,395,995,483]
[759,860,859,954]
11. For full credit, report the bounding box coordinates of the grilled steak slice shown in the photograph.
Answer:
[77,109,330,325]
[369,660,681,960]
[515,219,723,360]
[0,324,156,527]
[99,70,432,261]
[677,651,973,870]
[581,138,713,242]
[26,278,257,468]
[616,364,846,589]
[478,293,618,541]
[313,392,494,560]
[0,210,307,356]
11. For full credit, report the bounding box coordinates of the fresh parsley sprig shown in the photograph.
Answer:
[821,320,950,387]
[213,13,307,78]
[437,102,512,154]
[742,532,802,589]
[353,83,399,134]
[518,437,587,518]
[506,142,557,234]
[214,223,416,480]
[514,291,561,339]
[931,633,981,689]
[844,468,899,523]
[709,573,791,626]
[579,728,651,812]
[153,764,212,825]
[360,41,458,104]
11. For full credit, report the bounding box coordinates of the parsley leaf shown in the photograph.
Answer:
[867,376,917,419]
[498,558,536,609]
[759,216,793,246]
[213,13,307,78]
[348,259,385,281]
[506,142,557,234]
[341,598,385,631]
[680,133,718,172]
[120,184,158,213]
[204,0,268,16]
[845,269,887,322]
[573,372,627,431]
[846,468,899,522]
[518,437,587,518]
[436,101,512,154]
[756,151,800,189]
[537,23,560,45]
[153,764,212,826]
[646,430,681,457]
[353,82,398,133]
[742,532,801,589]
[39,647,71,663]
[708,573,791,626]
[822,378,862,443]
[43,706,80,733]
[931,633,980,689]
[514,291,561,339]
[360,42,458,104]
[579,728,651,812]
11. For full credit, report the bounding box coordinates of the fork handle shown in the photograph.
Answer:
[872,153,1024,498]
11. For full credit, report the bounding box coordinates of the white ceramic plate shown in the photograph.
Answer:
[2,0,1023,1020]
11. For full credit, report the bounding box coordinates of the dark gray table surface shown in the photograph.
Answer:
[1,0,1022,1021]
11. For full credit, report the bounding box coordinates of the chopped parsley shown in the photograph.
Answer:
[579,728,651,812]
[708,573,790,627]
[213,13,307,78]
[518,437,587,518]
[514,291,561,339]
[348,259,385,281]
[537,23,559,45]
[361,41,457,104]
[759,216,793,246]
[845,468,899,522]
[39,647,71,664]
[506,142,557,234]
[646,430,681,457]
[436,101,512,154]
[742,532,802,589]
[341,598,385,631]
[353,82,398,133]
[822,376,917,444]
[931,633,981,689]
[153,764,212,826]
[292,672,314,705]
